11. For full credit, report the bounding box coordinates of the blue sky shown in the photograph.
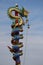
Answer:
[0,0,43,65]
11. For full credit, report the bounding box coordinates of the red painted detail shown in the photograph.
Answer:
[15,11,18,23]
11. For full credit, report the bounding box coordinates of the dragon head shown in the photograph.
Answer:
[20,7,29,18]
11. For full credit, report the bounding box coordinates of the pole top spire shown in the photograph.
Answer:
[15,3,18,7]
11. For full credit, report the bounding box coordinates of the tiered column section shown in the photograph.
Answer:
[11,5,23,65]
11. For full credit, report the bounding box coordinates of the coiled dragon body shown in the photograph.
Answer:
[8,6,28,27]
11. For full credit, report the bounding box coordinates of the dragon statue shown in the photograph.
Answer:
[7,4,29,65]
